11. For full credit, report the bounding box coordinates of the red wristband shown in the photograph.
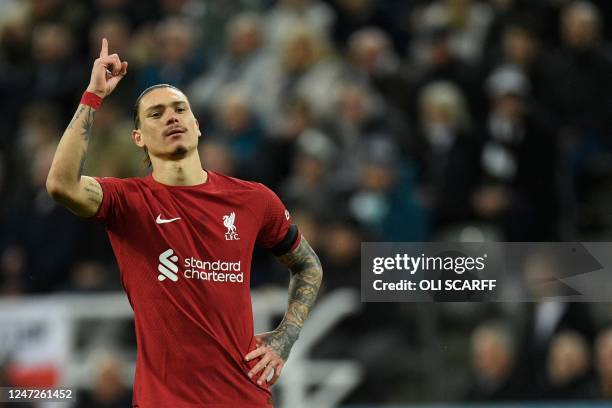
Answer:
[80,91,103,110]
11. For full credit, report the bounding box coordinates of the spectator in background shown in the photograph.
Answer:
[472,66,558,240]
[0,11,34,149]
[76,351,131,408]
[138,17,203,89]
[10,103,63,196]
[482,0,549,61]
[549,0,612,139]
[188,12,274,121]
[159,0,205,18]
[464,321,522,401]
[347,139,428,241]
[328,0,410,55]
[515,251,598,399]
[416,0,494,64]
[259,99,314,188]
[30,23,87,120]
[548,1,612,236]
[264,0,335,53]
[271,25,343,121]
[1,103,84,293]
[595,328,612,399]
[495,23,552,112]
[346,28,412,116]
[409,26,482,121]
[64,260,120,293]
[91,0,159,29]
[21,0,89,39]
[207,88,266,179]
[317,218,362,292]
[328,82,397,192]
[499,22,538,72]
[198,140,236,177]
[546,331,596,399]
[413,81,480,235]
[0,246,27,295]
[279,129,337,217]
[1,143,82,293]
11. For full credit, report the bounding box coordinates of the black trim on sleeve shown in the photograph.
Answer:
[270,224,299,256]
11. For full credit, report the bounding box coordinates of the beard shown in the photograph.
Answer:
[169,145,189,159]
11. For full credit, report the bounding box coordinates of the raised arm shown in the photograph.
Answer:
[46,38,128,217]
[245,236,323,385]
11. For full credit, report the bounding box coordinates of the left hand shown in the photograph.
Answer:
[245,332,285,386]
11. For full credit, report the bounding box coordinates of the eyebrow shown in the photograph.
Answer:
[144,101,187,113]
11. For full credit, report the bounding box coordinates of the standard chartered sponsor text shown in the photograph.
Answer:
[184,257,243,283]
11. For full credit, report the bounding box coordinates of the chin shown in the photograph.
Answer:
[170,145,189,159]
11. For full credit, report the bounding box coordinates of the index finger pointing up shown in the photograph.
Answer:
[100,38,108,58]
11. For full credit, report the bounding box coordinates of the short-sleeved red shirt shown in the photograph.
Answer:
[93,171,300,408]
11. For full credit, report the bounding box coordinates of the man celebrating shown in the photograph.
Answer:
[46,39,323,407]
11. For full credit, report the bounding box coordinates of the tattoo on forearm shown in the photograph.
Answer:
[266,320,301,361]
[81,108,95,141]
[77,149,86,180]
[67,105,86,130]
[70,105,96,179]
[68,104,96,138]
[270,237,323,359]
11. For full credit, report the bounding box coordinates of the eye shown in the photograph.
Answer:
[150,112,161,118]
[176,107,186,113]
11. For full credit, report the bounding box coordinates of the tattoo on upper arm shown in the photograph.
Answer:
[277,236,322,273]
[268,237,323,359]
[83,179,102,205]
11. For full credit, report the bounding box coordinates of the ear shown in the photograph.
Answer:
[196,118,202,137]
[132,129,145,148]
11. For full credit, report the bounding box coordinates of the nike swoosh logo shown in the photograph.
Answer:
[156,214,181,224]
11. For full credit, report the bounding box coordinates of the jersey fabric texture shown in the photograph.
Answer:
[92,171,300,408]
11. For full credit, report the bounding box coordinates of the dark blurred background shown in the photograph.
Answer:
[2,0,612,406]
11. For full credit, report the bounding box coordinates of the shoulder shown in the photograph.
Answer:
[210,171,271,194]
[95,175,152,194]
[210,172,284,213]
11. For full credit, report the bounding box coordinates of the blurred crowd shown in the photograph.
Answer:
[2,0,612,404]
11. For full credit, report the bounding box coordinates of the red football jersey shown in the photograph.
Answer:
[92,171,300,408]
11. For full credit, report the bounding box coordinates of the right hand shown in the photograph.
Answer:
[86,38,128,99]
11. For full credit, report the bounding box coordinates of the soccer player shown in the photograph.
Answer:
[46,38,323,407]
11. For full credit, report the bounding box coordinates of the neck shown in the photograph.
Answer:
[151,152,207,186]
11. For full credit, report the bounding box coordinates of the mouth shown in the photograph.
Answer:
[164,126,187,137]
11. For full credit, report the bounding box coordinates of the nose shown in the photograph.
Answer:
[165,110,179,125]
